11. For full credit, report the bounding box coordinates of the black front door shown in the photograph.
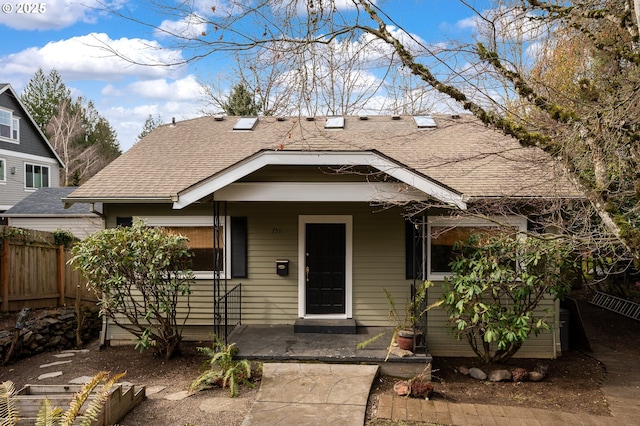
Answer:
[305,223,346,315]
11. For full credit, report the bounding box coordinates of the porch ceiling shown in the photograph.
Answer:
[173,151,466,209]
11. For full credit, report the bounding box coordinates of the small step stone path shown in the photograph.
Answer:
[35,348,251,421]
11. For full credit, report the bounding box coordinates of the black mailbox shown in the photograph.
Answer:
[276,259,289,276]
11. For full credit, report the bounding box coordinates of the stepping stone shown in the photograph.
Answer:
[38,371,63,380]
[199,397,247,413]
[145,385,167,396]
[53,353,76,358]
[40,360,73,368]
[69,376,94,384]
[165,390,194,401]
[62,349,90,354]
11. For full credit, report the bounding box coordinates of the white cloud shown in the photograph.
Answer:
[0,33,186,81]
[100,75,207,151]
[0,0,123,31]
[127,75,205,101]
[156,14,208,40]
[103,99,204,151]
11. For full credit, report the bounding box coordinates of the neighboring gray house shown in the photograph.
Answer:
[0,83,64,223]
[65,114,582,358]
[3,187,103,239]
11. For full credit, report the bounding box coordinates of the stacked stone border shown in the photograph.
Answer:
[0,307,101,364]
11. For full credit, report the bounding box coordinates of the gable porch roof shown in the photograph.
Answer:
[174,150,466,209]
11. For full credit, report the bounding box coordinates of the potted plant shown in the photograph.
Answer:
[358,280,442,358]
[385,280,441,351]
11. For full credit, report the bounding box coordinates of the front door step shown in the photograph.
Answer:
[294,319,357,334]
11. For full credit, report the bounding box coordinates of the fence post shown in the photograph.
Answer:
[1,239,9,312]
[57,245,65,306]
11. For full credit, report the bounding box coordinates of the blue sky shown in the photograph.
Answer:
[0,1,486,151]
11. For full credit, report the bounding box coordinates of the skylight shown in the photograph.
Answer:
[325,116,345,129]
[233,117,258,131]
[413,115,437,128]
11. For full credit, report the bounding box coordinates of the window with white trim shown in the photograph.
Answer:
[142,216,246,279]
[0,158,5,182]
[0,109,19,141]
[164,225,225,273]
[25,163,49,189]
[427,216,527,279]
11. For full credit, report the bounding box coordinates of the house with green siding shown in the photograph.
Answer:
[65,114,581,359]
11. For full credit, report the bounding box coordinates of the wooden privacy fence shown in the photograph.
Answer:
[0,226,96,312]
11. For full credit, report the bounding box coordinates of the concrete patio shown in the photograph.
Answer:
[229,325,432,378]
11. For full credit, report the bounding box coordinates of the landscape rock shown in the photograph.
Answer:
[488,369,512,382]
[0,308,101,365]
[534,363,549,376]
[389,346,414,358]
[468,367,487,380]
[410,381,434,399]
[38,371,63,380]
[511,367,529,382]
[458,366,469,375]
[529,371,546,382]
[393,380,411,396]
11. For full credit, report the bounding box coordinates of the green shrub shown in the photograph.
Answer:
[71,220,194,359]
[442,232,575,363]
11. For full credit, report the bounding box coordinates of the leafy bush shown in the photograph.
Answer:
[71,220,194,359]
[442,232,575,363]
[189,336,255,397]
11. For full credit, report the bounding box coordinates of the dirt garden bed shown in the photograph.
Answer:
[0,291,636,425]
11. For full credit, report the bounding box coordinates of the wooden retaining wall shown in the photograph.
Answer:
[0,226,96,312]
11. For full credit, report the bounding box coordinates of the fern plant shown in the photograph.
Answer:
[0,381,19,425]
[189,337,255,397]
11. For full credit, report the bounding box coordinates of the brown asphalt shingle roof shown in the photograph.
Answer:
[67,114,580,201]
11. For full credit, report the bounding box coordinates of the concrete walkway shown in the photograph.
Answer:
[241,363,378,426]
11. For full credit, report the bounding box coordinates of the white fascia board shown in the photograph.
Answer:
[173,151,466,209]
[214,182,432,202]
[0,148,61,165]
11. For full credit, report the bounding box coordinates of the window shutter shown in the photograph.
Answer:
[116,217,133,227]
[231,216,248,278]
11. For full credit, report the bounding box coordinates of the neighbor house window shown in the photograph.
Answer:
[0,159,5,182]
[25,163,49,189]
[427,216,527,278]
[0,109,19,141]
[142,216,247,279]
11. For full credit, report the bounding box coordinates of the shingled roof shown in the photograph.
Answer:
[4,187,100,216]
[66,114,580,205]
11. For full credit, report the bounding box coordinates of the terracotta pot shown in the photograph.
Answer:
[396,329,421,351]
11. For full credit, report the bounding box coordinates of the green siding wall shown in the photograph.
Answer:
[103,202,559,358]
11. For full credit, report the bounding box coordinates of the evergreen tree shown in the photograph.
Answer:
[222,84,261,116]
[137,114,164,141]
[21,69,121,185]
[20,68,71,135]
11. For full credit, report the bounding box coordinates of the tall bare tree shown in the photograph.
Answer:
[45,98,84,186]
[101,0,640,261]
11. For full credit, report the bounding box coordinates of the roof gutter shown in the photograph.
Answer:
[62,196,173,209]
